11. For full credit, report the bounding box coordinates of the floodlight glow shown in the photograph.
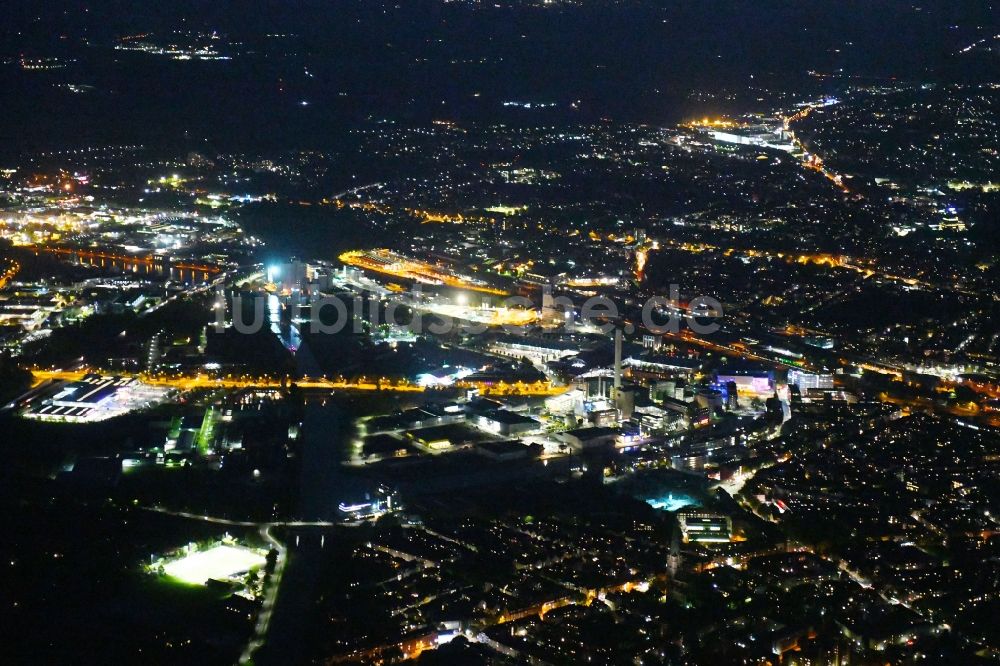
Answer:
[338,502,373,513]
[161,544,266,585]
[645,494,696,512]
[417,373,452,387]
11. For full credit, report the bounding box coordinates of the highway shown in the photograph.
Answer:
[29,368,567,396]
[328,182,382,200]
[783,102,851,194]
[141,505,334,528]
[240,524,288,665]
[0,258,20,289]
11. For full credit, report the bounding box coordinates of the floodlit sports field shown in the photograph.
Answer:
[162,544,266,585]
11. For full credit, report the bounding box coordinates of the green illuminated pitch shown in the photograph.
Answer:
[162,544,266,585]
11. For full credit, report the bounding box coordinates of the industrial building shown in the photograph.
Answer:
[678,512,733,543]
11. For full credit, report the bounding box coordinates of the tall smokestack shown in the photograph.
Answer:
[613,326,623,395]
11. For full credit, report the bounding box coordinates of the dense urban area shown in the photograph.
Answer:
[1,1,998,665]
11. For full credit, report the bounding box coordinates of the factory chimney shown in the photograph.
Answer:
[613,326,623,395]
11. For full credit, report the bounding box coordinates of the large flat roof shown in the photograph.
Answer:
[479,409,538,425]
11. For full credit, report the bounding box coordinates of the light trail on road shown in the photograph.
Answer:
[29,369,567,396]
